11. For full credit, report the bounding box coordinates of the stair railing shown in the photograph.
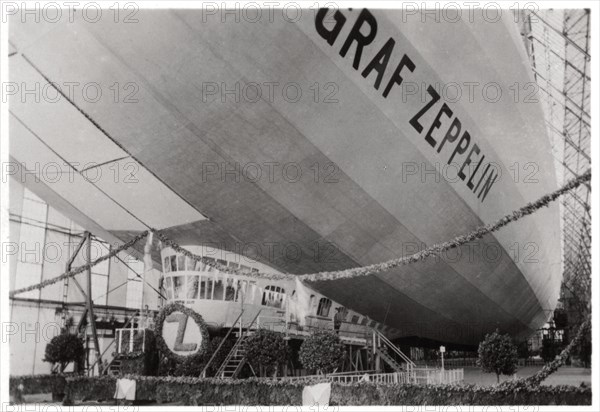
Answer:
[246,309,262,332]
[374,329,415,370]
[201,310,245,378]
[87,313,137,375]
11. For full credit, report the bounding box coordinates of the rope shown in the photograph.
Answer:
[10,169,591,296]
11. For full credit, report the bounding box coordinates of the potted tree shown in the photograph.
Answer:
[299,330,345,376]
[43,333,85,401]
[245,329,289,377]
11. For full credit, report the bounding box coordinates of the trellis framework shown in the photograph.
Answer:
[519,9,591,317]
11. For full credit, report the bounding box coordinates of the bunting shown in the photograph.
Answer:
[293,276,312,327]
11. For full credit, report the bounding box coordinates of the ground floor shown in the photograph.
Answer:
[462,366,591,387]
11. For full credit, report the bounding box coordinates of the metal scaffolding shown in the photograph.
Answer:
[519,9,591,311]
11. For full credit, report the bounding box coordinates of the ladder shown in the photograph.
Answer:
[78,314,102,376]
[71,233,104,376]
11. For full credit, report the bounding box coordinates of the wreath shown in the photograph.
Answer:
[154,302,209,363]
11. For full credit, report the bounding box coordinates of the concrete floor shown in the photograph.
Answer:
[461,366,591,387]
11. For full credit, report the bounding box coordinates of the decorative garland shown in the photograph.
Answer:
[152,230,292,281]
[154,302,209,364]
[10,169,591,290]
[299,169,591,282]
[155,169,591,283]
[5,169,592,388]
[9,231,149,298]
[500,315,591,389]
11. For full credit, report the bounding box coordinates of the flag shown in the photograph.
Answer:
[141,231,154,322]
[294,276,311,327]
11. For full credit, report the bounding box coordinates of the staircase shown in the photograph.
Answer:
[215,336,249,379]
[212,310,262,379]
[105,354,124,376]
[373,329,416,377]
[99,314,141,376]
[376,348,405,372]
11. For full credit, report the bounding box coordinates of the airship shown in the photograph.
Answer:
[8,7,561,349]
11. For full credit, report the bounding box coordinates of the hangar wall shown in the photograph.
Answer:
[8,177,161,375]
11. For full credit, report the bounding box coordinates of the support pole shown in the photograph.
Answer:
[371,330,376,370]
[140,232,153,330]
[129,321,134,353]
[60,235,88,329]
[357,349,363,371]
[85,232,103,375]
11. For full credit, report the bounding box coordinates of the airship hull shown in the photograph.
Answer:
[8,8,561,345]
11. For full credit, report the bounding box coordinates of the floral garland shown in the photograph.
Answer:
[10,169,590,296]
[154,302,209,364]
[9,231,149,298]
[299,169,590,282]
[7,169,588,388]
[499,315,591,389]
[152,230,292,281]
[154,169,591,283]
